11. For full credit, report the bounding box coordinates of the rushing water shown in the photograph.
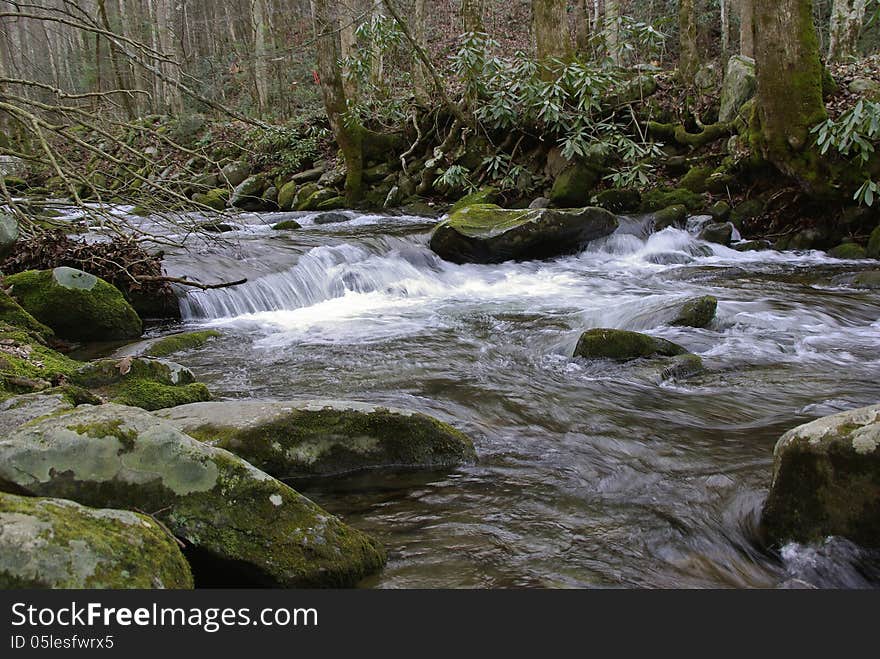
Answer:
[131,208,880,588]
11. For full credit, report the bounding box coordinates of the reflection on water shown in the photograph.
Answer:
[135,209,879,588]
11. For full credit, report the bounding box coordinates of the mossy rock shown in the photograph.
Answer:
[670,295,718,328]
[0,212,18,260]
[144,330,221,358]
[0,492,193,589]
[828,242,867,259]
[277,181,298,211]
[867,225,880,259]
[640,188,706,213]
[0,323,81,399]
[4,268,142,342]
[679,166,714,193]
[652,205,688,231]
[449,187,499,214]
[0,288,54,341]
[156,400,477,478]
[0,404,386,587]
[316,195,346,211]
[760,404,880,548]
[220,161,251,187]
[297,188,337,211]
[709,200,731,221]
[851,270,880,288]
[574,328,688,361]
[313,211,350,225]
[0,392,74,436]
[698,222,736,246]
[192,188,228,211]
[730,199,765,227]
[430,204,618,264]
[549,163,602,207]
[273,219,302,231]
[593,189,642,213]
[230,175,268,210]
[73,357,210,411]
[2,176,28,193]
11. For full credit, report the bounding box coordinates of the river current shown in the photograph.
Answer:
[119,208,880,588]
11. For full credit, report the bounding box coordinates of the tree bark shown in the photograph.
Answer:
[679,0,699,83]
[828,0,867,63]
[575,0,591,56]
[252,0,270,117]
[605,0,621,66]
[739,0,754,58]
[752,0,827,182]
[460,0,484,33]
[412,0,430,104]
[532,0,571,64]
[310,0,364,204]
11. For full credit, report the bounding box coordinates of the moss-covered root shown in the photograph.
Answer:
[0,491,193,589]
[647,121,734,149]
[0,404,387,587]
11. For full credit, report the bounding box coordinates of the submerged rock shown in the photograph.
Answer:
[574,328,689,361]
[4,267,142,342]
[143,330,221,358]
[155,400,477,478]
[430,204,618,264]
[698,221,735,246]
[312,211,351,225]
[671,295,718,328]
[73,357,211,411]
[273,219,302,231]
[760,404,880,548]
[0,404,386,587]
[0,491,193,589]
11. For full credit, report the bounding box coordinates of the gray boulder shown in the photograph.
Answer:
[155,400,477,478]
[0,404,386,587]
[719,55,756,122]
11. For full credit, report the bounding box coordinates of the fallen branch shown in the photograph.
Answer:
[135,276,248,290]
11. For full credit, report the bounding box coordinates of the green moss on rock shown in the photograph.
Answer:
[0,492,193,589]
[640,187,706,213]
[867,225,880,259]
[652,205,688,231]
[272,220,302,230]
[0,404,386,587]
[156,400,477,478]
[192,188,228,211]
[277,181,299,211]
[145,330,221,358]
[4,268,142,342]
[449,187,499,214]
[550,163,602,207]
[574,328,688,361]
[0,288,54,341]
[828,242,868,259]
[594,189,642,213]
[671,295,718,328]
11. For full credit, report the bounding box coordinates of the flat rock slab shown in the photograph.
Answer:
[0,403,386,587]
[156,400,477,478]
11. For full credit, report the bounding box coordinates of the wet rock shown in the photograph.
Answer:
[529,197,552,209]
[155,400,477,478]
[449,187,499,214]
[733,239,772,252]
[730,198,765,227]
[671,295,718,328]
[645,252,694,266]
[197,220,235,233]
[192,188,228,211]
[652,204,688,231]
[144,331,221,358]
[593,189,642,213]
[574,328,689,361]
[273,219,302,230]
[549,162,602,207]
[655,353,705,380]
[0,491,193,589]
[313,211,351,225]
[640,187,706,213]
[297,188,338,211]
[760,404,880,548]
[698,222,735,246]
[73,358,210,411]
[867,225,880,259]
[430,204,618,264]
[4,267,142,342]
[852,271,880,289]
[0,403,386,587]
[708,200,731,222]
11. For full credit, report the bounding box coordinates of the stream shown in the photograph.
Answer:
[112,208,880,588]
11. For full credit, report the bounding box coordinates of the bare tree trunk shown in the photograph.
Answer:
[739,0,754,58]
[252,0,270,117]
[98,0,135,119]
[412,0,430,104]
[720,0,730,60]
[679,0,699,82]
[532,0,571,64]
[752,0,827,182]
[828,0,867,63]
[460,0,484,33]
[605,0,621,66]
[370,4,384,88]
[340,0,360,101]
[575,0,591,56]
[310,0,364,205]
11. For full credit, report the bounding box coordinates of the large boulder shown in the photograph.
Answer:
[549,163,602,207]
[574,328,689,361]
[0,392,73,436]
[430,204,618,264]
[277,181,298,211]
[719,55,756,122]
[670,295,718,328]
[0,404,386,587]
[230,175,268,210]
[155,400,477,478]
[0,288,54,341]
[220,161,251,187]
[73,357,211,411]
[760,404,880,548]
[4,267,142,342]
[0,492,193,589]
